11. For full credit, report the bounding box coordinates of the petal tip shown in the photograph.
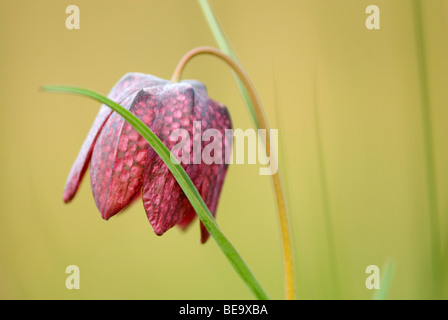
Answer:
[100,207,117,221]
[153,227,165,237]
[63,194,71,204]
[63,186,76,203]
[200,234,210,244]
[200,223,211,244]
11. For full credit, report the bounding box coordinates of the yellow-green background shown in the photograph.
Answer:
[0,0,447,299]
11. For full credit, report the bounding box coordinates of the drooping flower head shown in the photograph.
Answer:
[64,73,232,243]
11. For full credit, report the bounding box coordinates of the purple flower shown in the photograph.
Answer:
[64,73,232,243]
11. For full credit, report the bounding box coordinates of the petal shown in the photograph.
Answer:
[142,83,200,235]
[197,98,233,243]
[63,104,113,203]
[90,87,163,219]
[142,83,233,242]
[175,81,213,231]
[181,79,208,95]
[63,73,165,202]
[177,207,197,230]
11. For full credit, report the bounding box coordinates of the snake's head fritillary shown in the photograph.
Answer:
[64,73,232,243]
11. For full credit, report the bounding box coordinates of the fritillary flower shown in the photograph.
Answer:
[63,73,232,243]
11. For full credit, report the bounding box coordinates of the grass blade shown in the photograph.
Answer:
[42,85,269,300]
[198,0,259,129]
[412,0,442,298]
[314,82,341,299]
[198,0,296,300]
[373,262,395,300]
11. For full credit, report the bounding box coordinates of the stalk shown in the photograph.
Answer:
[412,0,442,298]
[172,46,295,300]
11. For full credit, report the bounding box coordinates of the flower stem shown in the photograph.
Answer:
[42,85,269,300]
[314,83,341,299]
[412,0,442,298]
[197,0,259,129]
[172,46,296,300]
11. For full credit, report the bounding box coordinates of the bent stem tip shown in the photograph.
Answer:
[171,46,296,300]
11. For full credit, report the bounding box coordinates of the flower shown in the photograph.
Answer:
[63,73,232,243]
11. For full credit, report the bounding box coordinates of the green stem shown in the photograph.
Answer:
[198,0,259,129]
[313,83,341,299]
[373,262,395,300]
[172,46,296,300]
[42,85,269,300]
[197,0,296,300]
[444,239,448,297]
[412,0,442,298]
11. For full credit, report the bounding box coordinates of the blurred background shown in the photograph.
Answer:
[0,0,447,299]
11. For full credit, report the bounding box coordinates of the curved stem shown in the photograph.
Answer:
[197,0,259,128]
[412,0,442,298]
[172,46,296,300]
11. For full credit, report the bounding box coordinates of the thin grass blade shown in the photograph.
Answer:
[198,0,259,129]
[42,85,269,300]
[373,262,395,300]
